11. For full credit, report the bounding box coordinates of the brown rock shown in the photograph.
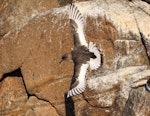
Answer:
[131,0,150,61]
[0,0,90,39]
[56,98,112,116]
[0,0,69,39]
[0,76,59,116]
[114,40,149,69]
[0,73,3,80]
[123,87,150,116]
[35,77,72,104]
[25,96,59,116]
[84,85,119,107]
[0,10,72,93]
[74,100,112,116]
[0,77,28,115]
[75,101,112,116]
[20,13,74,94]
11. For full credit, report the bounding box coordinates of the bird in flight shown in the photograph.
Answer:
[60,4,102,98]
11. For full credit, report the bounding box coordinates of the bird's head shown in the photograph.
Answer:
[59,53,72,64]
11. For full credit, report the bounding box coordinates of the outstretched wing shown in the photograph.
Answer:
[69,4,88,48]
[67,63,89,98]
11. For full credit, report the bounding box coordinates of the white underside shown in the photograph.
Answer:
[67,64,89,98]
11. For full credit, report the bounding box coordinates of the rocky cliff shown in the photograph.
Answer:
[0,0,150,116]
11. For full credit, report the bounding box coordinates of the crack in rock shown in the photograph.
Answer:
[129,3,150,63]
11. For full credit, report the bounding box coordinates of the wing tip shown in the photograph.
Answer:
[67,86,86,98]
[69,3,83,20]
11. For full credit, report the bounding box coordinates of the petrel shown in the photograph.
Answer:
[60,4,102,98]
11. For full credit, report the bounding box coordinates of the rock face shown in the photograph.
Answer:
[123,87,150,116]
[0,77,28,115]
[0,0,150,116]
[0,76,59,115]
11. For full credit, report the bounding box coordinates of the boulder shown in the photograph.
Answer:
[0,77,28,115]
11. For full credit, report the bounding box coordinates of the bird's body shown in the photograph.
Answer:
[71,46,96,65]
[60,4,102,98]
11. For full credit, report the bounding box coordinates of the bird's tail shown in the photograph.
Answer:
[88,42,101,70]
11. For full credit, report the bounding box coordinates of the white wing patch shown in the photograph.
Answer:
[88,42,101,70]
[69,4,88,47]
[67,63,89,98]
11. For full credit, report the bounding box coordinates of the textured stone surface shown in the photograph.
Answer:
[130,0,150,61]
[0,0,76,39]
[123,87,150,116]
[0,77,59,115]
[0,0,57,38]
[0,0,150,116]
[0,77,28,115]
[25,96,59,116]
